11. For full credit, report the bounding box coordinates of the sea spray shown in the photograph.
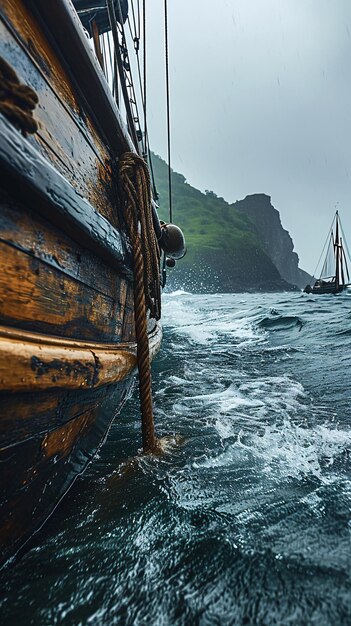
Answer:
[1,292,351,625]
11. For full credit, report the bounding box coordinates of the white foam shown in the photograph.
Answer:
[244,420,351,482]
[170,365,350,487]
[163,296,261,346]
[167,289,192,297]
[180,375,306,423]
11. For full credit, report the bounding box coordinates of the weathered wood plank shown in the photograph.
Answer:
[0,241,125,341]
[0,189,133,301]
[122,288,137,342]
[0,322,161,392]
[0,0,162,568]
[22,0,135,154]
[0,379,134,562]
[0,408,101,503]
[0,408,97,550]
[0,324,160,352]
[0,0,83,120]
[0,4,125,227]
[0,115,132,275]
[0,334,136,392]
[0,385,124,447]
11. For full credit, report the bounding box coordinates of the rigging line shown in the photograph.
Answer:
[137,0,141,42]
[112,0,145,151]
[128,11,158,198]
[143,0,147,158]
[130,0,140,41]
[312,219,334,279]
[112,53,118,101]
[133,30,145,115]
[340,239,346,285]
[164,0,172,223]
[106,30,114,91]
[320,237,331,278]
[101,33,108,79]
[340,220,351,266]
[146,134,159,200]
[106,27,118,101]
[127,15,147,155]
[127,15,137,47]
[106,0,139,149]
[116,2,144,143]
[342,245,350,282]
[127,3,158,198]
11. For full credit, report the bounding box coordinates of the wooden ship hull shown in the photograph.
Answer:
[0,0,162,562]
[308,281,345,295]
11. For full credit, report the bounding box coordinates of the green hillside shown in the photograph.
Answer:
[151,153,296,292]
[153,156,253,256]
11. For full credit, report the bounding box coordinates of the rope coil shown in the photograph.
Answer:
[0,57,38,136]
[119,152,161,452]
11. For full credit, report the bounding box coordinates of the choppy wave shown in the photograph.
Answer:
[259,315,304,331]
[2,291,351,626]
[239,419,350,482]
[167,289,193,297]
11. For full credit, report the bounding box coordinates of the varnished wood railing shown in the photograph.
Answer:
[0,323,162,392]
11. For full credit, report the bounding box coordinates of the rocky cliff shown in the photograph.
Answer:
[234,194,311,289]
[152,154,309,292]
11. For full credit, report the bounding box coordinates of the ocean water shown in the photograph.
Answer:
[1,291,351,625]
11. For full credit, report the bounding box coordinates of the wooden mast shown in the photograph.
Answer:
[335,211,340,289]
[91,19,105,72]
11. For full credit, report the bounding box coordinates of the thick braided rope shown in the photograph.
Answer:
[135,158,161,319]
[119,152,161,452]
[0,57,38,136]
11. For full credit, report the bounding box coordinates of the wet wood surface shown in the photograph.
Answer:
[0,191,129,297]
[0,332,136,391]
[0,116,132,276]
[0,387,112,447]
[0,322,161,392]
[0,0,162,565]
[0,320,161,561]
[0,240,125,340]
[0,2,125,226]
[23,0,135,153]
[0,379,134,561]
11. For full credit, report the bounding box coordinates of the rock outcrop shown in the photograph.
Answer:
[234,194,311,289]
[152,154,309,293]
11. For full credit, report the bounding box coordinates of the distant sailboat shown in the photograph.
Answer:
[304,211,351,294]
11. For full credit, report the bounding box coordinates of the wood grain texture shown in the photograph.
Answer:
[0,190,132,300]
[0,115,132,276]
[23,0,135,153]
[0,378,135,562]
[0,333,135,391]
[0,321,162,392]
[41,410,96,459]
[0,0,163,566]
[0,386,116,447]
[0,4,125,227]
[0,240,126,341]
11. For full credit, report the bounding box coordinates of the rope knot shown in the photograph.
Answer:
[0,56,39,136]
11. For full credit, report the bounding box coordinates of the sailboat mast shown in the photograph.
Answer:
[340,238,345,285]
[335,211,340,288]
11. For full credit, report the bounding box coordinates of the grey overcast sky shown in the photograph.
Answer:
[138,0,351,273]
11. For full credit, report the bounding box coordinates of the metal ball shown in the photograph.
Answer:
[160,224,186,260]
